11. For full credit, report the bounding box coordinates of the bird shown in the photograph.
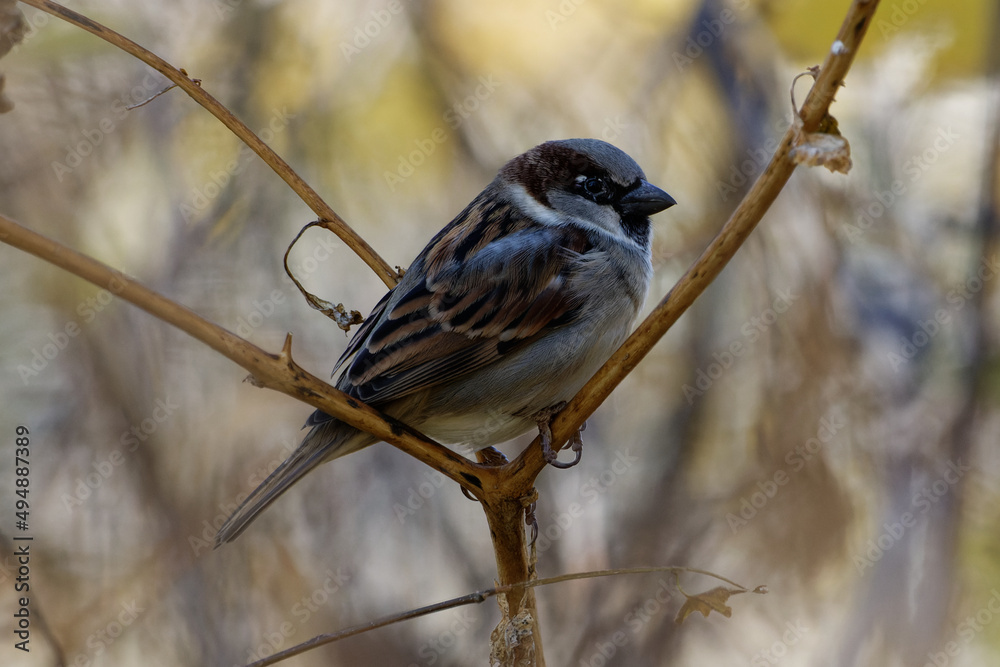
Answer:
[215,138,675,545]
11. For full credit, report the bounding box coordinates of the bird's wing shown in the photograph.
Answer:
[329,289,393,378]
[336,199,593,406]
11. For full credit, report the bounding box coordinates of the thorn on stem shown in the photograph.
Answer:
[279,333,295,361]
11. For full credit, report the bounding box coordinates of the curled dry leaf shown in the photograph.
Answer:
[284,221,365,332]
[328,301,364,331]
[674,583,767,624]
[675,586,739,623]
[292,286,363,332]
[489,594,534,667]
[790,113,853,174]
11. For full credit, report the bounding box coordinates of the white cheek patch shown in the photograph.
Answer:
[506,184,647,253]
[507,184,565,227]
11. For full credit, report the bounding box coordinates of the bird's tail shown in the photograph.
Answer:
[214,419,370,546]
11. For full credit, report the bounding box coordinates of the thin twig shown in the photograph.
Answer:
[126,80,183,110]
[7,0,883,494]
[246,566,766,667]
[504,0,883,484]
[0,213,485,490]
[1,3,883,666]
[284,221,364,330]
[16,0,399,288]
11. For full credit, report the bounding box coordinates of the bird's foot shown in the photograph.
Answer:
[534,403,585,469]
[521,488,540,549]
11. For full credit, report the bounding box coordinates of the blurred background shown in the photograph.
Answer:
[1,0,998,665]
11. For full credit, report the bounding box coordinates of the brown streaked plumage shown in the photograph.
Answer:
[215,139,675,545]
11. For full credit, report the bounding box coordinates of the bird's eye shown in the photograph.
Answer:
[577,176,607,199]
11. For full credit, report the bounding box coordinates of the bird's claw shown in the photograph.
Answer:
[521,489,539,549]
[535,404,585,469]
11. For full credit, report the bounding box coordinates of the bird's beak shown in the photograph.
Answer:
[620,180,677,217]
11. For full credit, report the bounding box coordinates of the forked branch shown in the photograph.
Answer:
[15,0,398,287]
[0,0,881,665]
[504,0,881,488]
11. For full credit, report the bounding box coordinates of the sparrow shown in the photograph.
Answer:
[216,138,675,545]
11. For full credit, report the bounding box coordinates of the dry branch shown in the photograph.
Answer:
[0,213,486,490]
[245,566,766,667]
[504,0,881,482]
[15,0,398,287]
[0,0,882,665]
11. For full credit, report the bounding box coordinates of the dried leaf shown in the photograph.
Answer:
[330,302,364,331]
[298,293,363,331]
[790,113,853,174]
[284,221,365,332]
[489,593,534,667]
[675,586,740,624]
